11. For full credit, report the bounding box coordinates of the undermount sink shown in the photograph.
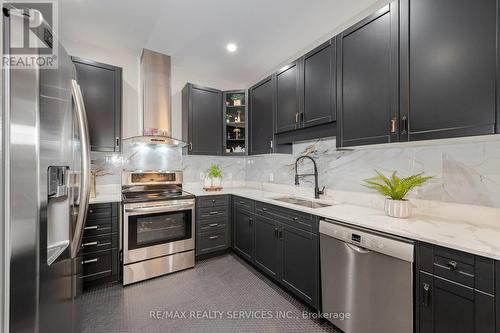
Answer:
[273,196,333,209]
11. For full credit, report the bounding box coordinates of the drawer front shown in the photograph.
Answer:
[87,203,112,220]
[81,251,112,280]
[79,233,117,255]
[198,218,228,232]
[418,243,495,293]
[198,206,228,220]
[255,202,315,233]
[197,195,229,208]
[83,217,117,236]
[197,230,229,254]
[420,243,475,287]
[233,196,254,212]
[433,254,474,287]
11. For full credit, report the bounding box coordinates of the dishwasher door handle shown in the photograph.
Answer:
[345,242,371,254]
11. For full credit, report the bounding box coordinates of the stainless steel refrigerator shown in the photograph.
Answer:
[2,5,90,333]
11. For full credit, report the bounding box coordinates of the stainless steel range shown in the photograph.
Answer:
[122,171,195,285]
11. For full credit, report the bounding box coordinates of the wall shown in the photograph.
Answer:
[181,137,500,209]
[93,135,500,208]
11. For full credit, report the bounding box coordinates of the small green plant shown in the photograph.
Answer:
[207,164,222,179]
[362,170,434,200]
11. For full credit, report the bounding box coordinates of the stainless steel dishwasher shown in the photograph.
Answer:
[319,219,414,333]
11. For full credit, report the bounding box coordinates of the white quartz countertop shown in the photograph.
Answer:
[89,184,122,204]
[187,187,500,260]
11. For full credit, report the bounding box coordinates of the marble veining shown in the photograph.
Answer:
[91,136,500,208]
[185,185,500,261]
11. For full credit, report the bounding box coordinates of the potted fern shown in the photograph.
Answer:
[204,164,223,190]
[362,171,434,218]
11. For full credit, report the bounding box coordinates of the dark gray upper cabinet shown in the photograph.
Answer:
[336,4,399,147]
[302,39,337,128]
[182,83,222,155]
[72,57,122,152]
[254,215,279,279]
[275,61,301,133]
[249,76,275,154]
[400,0,498,141]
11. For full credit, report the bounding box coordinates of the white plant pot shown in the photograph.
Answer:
[211,177,222,188]
[384,198,410,218]
[204,177,212,188]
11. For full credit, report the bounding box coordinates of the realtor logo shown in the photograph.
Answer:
[3,0,58,68]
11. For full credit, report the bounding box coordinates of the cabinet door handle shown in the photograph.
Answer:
[82,258,99,264]
[115,137,120,147]
[89,209,93,213]
[292,217,298,221]
[422,283,430,307]
[209,236,219,240]
[262,207,267,211]
[189,142,193,151]
[295,112,299,123]
[274,228,279,238]
[400,116,408,135]
[209,223,219,227]
[447,260,458,270]
[82,241,98,247]
[209,211,219,215]
[390,117,397,134]
[84,225,98,230]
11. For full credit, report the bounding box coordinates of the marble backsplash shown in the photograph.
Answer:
[247,138,500,208]
[92,136,500,208]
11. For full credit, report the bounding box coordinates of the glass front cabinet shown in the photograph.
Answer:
[223,90,248,155]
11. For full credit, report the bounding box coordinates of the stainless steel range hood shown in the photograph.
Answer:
[125,49,187,148]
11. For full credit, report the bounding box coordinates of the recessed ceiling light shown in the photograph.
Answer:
[226,43,237,53]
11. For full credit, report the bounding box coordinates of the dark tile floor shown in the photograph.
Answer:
[79,253,338,333]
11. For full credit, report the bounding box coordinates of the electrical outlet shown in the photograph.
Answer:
[199,172,205,180]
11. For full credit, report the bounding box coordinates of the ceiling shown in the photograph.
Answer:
[59,0,382,93]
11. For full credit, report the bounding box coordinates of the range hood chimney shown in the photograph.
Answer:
[126,49,186,147]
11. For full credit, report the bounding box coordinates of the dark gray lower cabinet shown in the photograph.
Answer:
[254,215,279,278]
[419,272,495,333]
[280,223,318,306]
[233,205,254,261]
[232,197,319,309]
[81,203,120,289]
[416,243,497,332]
[196,196,231,256]
[497,262,500,333]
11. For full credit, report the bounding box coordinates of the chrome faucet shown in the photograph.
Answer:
[294,155,325,199]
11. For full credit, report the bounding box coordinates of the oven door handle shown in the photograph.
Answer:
[125,204,194,214]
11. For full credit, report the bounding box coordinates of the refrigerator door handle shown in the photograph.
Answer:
[70,79,91,259]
